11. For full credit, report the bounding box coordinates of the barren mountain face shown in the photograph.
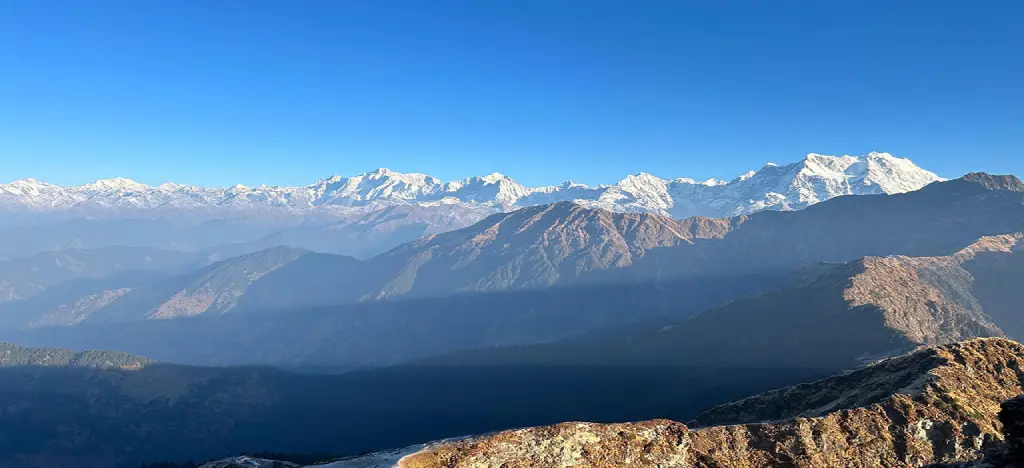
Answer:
[359,202,701,298]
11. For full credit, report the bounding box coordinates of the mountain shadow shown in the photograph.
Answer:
[4,271,788,369]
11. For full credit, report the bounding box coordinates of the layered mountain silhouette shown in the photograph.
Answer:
[592,232,1024,370]
[290,227,1020,439]
[251,172,1024,304]
[2,173,1022,374]
[0,172,1021,468]
[3,172,1020,319]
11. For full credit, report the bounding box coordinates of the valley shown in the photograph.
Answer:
[0,167,1021,467]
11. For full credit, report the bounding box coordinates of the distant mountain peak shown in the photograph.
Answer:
[803,152,844,160]
[79,177,149,191]
[0,152,947,220]
[557,180,589,189]
[315,175,345,185]
[628,171,662,180]
[365,200,707,298]
[478,172,509,183]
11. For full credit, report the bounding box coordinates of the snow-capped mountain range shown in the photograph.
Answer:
[0,152,941,220]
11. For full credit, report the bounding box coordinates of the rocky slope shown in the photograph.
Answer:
[0,153,939,220]
[397,338,1024,468]
[351,201,733,299]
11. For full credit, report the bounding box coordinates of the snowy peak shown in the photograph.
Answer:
[557,181,589,189]
[366,167,393,177]
[478,172,509,183]
[574,152,943,218]
[0,178,56,195]
[305,169,443,206]
[78,178,149,192]
[794,151,941,196]
[714,152,943,215]
[0,152,945,220]
[313,175,345,185]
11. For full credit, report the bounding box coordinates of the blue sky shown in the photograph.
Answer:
[1,1,1021,187]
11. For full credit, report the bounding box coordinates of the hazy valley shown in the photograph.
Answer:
[0,158,1023,467]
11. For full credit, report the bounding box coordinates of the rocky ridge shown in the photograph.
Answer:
[356,202,729,298]
[396,338,1024,468]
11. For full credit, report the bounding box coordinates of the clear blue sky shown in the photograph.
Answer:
[1,1,1021,187]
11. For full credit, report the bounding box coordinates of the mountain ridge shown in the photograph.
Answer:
[0,152,941,220]
[395,338,1024,468]
[2,172,1020,370]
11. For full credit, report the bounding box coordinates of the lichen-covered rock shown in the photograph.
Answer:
[399,338,1024,467]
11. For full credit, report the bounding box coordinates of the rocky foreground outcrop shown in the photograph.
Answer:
[397,338,1024,467]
